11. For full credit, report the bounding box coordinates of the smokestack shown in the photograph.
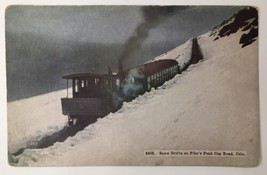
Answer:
[117,6,188,75]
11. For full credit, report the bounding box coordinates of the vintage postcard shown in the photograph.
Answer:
[6,5,260,166]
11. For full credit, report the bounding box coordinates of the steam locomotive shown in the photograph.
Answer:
[61,59,180,126]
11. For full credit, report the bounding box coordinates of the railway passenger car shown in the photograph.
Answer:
[61,59,179,126]
[121,59,179,101]
[61,73,121,126]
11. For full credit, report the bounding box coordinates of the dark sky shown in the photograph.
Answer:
[6,6,242,44]
[5,6,243,101]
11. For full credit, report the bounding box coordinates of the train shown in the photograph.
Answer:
[61,38,203,126]
[61,59,180,126]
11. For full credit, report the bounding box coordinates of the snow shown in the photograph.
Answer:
[8,90,66,153]
[8,27,259,166]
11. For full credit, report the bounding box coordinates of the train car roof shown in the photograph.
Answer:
[123,59,178,76]
[62,72,118,79]
[143,59,178,76]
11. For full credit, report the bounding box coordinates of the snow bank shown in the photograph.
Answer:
[10,26,259,166]
[8,90,66,153]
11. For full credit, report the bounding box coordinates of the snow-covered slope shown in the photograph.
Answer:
[8,7,259,167]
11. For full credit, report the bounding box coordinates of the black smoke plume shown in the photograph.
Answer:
[117,6,188,74]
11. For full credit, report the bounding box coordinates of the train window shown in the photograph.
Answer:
[74,79,79,93]
[81,80,84,88]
